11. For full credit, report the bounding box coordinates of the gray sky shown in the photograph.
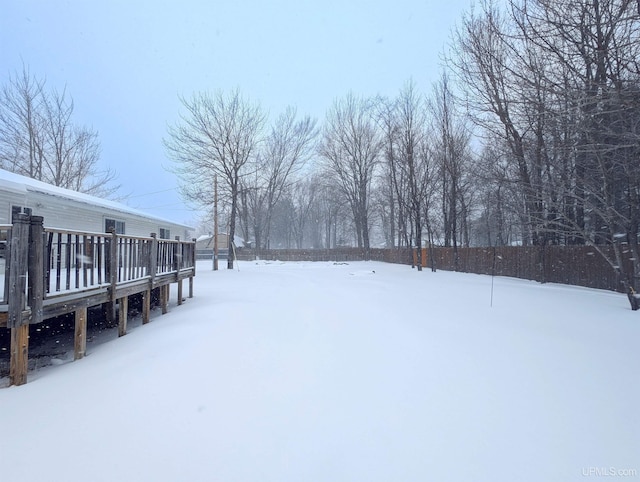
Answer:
[1,0,473,227]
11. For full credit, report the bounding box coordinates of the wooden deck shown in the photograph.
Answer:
[0,215,196,385]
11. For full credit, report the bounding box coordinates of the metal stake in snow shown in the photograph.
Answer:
[231,240,239,272]
[213,174,219,271]
[490,245,496,307]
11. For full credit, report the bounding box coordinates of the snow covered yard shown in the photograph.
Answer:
[0,260,638,482]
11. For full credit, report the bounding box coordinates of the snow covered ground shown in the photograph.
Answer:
[1,260,638,481]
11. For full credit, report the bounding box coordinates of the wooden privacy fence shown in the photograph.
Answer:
[238,245,626,292]
[0,214,196,386]
[422,245,628,292]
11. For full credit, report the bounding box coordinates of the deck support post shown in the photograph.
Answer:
[161,284,168,314]
[74,307,87,360]
[177,279,183,306]
[8,213,30,386]
[9,324,29,386]
[118,296,128,337]
[142,289,151,324]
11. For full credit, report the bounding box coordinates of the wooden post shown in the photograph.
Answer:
[192,238,197,270]
[8,213,30,328]
[8,213,30,386]
[149,233,157,286]
[173,236,181,273]
[3,230,9,303]
[161,284,168,314]
[118,296,128,337]
[9,325,29,386]
[190,238,196,298]
[142,289,151,324]
[28,216,44,325]
[74,307,87,360]
[106,229,118,325]
[177,279,183,306]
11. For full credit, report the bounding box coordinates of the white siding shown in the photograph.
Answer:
[0,170,192,238]
[0,180,27,224]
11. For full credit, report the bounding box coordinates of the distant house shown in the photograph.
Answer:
[195,233,245,260]
[0,168,192,239]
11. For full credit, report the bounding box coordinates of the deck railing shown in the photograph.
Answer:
[0,223,11,304]
[1,214,196,386]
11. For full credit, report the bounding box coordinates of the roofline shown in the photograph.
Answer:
[0,168,194,229]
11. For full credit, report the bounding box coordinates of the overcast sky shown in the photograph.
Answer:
[1,0,473,227]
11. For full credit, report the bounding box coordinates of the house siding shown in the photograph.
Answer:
[0,170,191,239]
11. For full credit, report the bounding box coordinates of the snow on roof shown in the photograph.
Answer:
[0,168,191,228]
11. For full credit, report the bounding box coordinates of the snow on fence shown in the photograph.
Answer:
[0,214,196,386]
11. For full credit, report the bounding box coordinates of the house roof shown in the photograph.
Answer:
[196,233,245,248]
[0,168,192,229]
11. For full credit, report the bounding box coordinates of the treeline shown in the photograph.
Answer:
[167,0,640,301]
[451,0,640,296]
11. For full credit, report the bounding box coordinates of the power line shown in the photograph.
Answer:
[124,187,178,199]
[136,203,195,210]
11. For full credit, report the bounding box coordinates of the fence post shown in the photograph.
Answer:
[8,213,30,386]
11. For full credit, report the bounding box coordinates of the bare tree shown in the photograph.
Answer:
[319,93,381,256]
[165,88,265,269]
[0,66,46,178]
[498,0,640,301]
[451,1,563,246]
[450,0,640,307]
[0,66,117,196]
[429,73,475,266]
[394,82,433,270]
[317,179,348,248]
[375,84,437,269]
[472,141,523,246]
[376,95,411,248]
[41,88,115,196]
[288,178,318,249]
[242,107,317,252]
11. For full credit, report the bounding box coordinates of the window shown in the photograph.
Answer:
[105,218,125,234]
[11,205,32,221]
[159,228,170,239]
